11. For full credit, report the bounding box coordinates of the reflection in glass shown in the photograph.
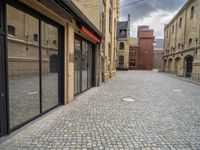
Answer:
[74,39,81,95]
[82,41,88,91]
[41,22,59,112]
[7,5,40,128]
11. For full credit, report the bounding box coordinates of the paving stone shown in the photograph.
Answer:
[0,71,200,149]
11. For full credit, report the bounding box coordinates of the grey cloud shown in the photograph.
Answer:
[120,0,187,21]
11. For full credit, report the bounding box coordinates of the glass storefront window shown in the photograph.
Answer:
[6,5,61,129]
[88,43,93,88]
[74,39,81,95]
[7,5,40,128]
[74,36,94,95]
[82,41,88,91]
[41,21,59,112]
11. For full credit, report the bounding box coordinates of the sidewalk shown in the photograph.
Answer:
[160,72,200,86]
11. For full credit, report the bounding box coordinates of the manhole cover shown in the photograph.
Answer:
[121,97,136,102]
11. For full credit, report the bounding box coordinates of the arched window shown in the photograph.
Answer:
[190,6,194,19]
[7,25,15,36]
[189,38,192,46]
[178,43,181,49]
[119,42,124,50]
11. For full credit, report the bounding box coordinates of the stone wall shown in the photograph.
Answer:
[164,0,200,76]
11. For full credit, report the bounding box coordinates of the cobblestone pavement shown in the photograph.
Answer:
[0,71,200,150]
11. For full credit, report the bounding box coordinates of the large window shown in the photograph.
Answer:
[119,56,124,65]
[74,36,94,95]
[87,43,93,88]
[7,5,62,129]
[41,21,59,112]
[129,59,136,67]
[130,49,135,55]
[190,6,194,19]
[82,41,88,91]
[119,42,125,50]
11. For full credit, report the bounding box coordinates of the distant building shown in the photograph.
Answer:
[153,39,164,70]
[163,0,200,77]
[128,26,154,70]
[129,38,139,70]
[116,15,130,70]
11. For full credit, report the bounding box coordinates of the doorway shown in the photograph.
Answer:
[185,56,193,77]
[74,38,82,95]
[74,35,95,96]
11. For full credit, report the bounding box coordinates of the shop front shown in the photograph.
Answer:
[74,35,95,95]
[0,0,102,138]
[0,0,65,137]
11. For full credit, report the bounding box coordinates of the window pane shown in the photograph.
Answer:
[74,39,81,95]
[41,21,59,112]
[7,5,40,128]
[88,43,93,88]
[82,41,88,91]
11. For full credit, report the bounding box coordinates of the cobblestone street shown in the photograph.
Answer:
[0,71,200,150]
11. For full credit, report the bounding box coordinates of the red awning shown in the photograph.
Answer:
[81,26,101,43]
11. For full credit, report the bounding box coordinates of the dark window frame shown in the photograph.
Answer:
[33,33,39,42]
[119,42,125,50]
[172,25,174,34]
[118,55,124,65]
[190,6,194,19]
[179,17,182,28]
[7,25,15,36]
[3,0,65,134]
[189,38,192,46]
[129,59,136,67]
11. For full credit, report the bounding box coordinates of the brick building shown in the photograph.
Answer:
[163,0,200,77]
[129,25,154,70]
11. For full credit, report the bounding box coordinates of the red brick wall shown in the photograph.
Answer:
[129,27,154,70]
[138,37,154,70]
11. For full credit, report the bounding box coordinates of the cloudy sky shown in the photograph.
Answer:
[120,0,187,38]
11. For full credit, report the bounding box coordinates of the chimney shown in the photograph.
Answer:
[128,14,131,38]
[128,14,130,22]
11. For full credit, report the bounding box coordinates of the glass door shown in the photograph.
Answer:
[74,39,81,95]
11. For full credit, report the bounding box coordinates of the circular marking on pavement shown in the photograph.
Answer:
[121,97,136,102]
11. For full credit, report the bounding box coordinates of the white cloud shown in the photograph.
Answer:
[128,9,178,38]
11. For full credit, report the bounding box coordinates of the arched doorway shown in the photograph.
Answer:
[164,59,167,71]
[185,56,193,77]
[50,54,59,73]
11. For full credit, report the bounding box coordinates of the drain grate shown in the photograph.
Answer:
[121,97,136,102]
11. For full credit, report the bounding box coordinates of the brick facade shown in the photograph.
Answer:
[129,26,154,70]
